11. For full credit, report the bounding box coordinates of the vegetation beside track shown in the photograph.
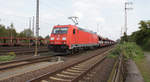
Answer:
[108,42,150,82]
[121,20,150,51]
[135,56,150,82]
[0,52,16,62]
[107,42,144,60]
[117,20,150,81]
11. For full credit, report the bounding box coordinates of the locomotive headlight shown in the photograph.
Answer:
[62,37,66,40]
[50,37,54,40]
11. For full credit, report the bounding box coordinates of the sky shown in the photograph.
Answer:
[0,0,150,40]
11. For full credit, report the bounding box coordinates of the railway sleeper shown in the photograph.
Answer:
[78,61,104,82]
[78,71,96,82]
[49,76,71,82]
[46,65,88,82]
[29,48,111,82]
[47,59,99,81]
[45,66,89,82]
[66,69,84,73]
[56,74,75,78]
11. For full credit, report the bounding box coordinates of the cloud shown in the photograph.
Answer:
[95,18,105,23]
[0,0,145,40]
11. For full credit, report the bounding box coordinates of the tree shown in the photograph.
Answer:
[38,36,43,39]
[0,24,7,37]
[18,29,33,38]
[7,23,17,37]
[139,21,148,30]
[127,20,150,51]
[45,35,50,39]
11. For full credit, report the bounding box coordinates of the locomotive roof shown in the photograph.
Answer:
[55,25,97,34]
[77,27,97,34]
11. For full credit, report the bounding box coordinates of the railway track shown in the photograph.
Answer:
[0,55,55,71]
[28,48,112,82]
[0,47,107,71]
[0,47,48,55]
[0,47,47,52]
[0,47,47,51]
[107,54,125,82]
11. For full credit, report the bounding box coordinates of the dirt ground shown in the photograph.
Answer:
[125,59,144,82]
[130,52,150,82]
[144,52,150,68]
[125,52,150,82]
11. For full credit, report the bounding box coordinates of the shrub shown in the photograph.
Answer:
[0,52,16,62]
[107,44,121,58]
[108,42,144,60]
[7,52,16,56]
[0,55,16,61]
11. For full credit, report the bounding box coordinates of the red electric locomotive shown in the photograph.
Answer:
[48,25,100,54]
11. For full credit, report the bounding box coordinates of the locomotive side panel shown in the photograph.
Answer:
[69,27,99,49]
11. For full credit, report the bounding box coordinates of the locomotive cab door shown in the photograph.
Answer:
[72,29,77,44]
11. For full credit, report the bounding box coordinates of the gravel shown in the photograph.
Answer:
[0,47,113,82]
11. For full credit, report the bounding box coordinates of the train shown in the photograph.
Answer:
[0,37,48,47]
[48,25,115,54]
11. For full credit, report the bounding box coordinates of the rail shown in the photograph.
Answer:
[107,54,126,82]
[27,48,112,82]
[0,55,54,71]
[0,48,48,55]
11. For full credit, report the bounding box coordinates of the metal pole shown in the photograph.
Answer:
[125,3,127,34]
[11,28,12,46]
[29,17,32,30]
[121,27,123,36]
[124,2,133,42]
[10,24,13,46]
[29,18,31,48]
[35,0,39,56]
[32,16,35,36]
[124,2,133,35]
[97,24,99,35]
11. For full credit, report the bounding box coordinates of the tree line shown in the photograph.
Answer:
[0,23,50,39]
[122,20,150,51]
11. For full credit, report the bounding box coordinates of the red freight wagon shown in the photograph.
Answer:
[48,25,99,54]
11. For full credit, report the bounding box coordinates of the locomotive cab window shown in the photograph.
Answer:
[52,27,68,34]
[73,29,76,34]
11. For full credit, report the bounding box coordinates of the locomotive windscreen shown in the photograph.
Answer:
[52,27,68,34]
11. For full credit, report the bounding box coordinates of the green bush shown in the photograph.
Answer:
[142,38,150,51]
[0,55,16,62]
[7,52,16,56]
[108,42,144,60]
[107,44,121,58]
[0,52,16,62]
[121,42,144,60]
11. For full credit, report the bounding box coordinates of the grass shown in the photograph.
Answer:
[107,43,122,58]
[107,42,144,60]
[0,55,15,62]
[0,52,16,62]
[135,58,150,82]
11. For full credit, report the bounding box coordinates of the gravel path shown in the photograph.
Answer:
[125,59,144,82]
[144,52,150,68]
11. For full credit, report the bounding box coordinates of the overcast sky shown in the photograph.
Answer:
[0,0,150,40]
